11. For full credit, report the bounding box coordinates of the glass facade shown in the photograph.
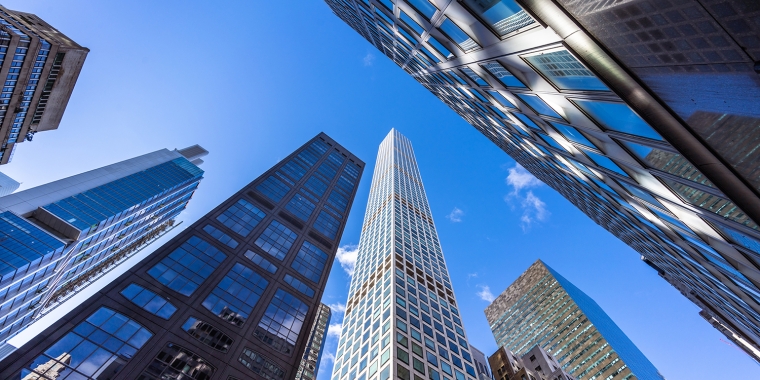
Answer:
[486,261,662,379]
[332,130,476,380]
[324,0,760,361]
[0,133,364,379]
[295,303,332,380]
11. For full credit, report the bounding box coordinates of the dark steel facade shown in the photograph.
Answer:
[0,132,364,380]
[324,0,760,361]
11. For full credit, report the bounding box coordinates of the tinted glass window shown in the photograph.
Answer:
[284,274,316,297]
[487,90,516,108]
[524,49,608,91]
[314,210,340,239]
[254,289,309,355]
[256,176,290,202]
[481,62,526,88]
[203,224,239,249]
[427,37,454,59]
[439,18,479,52]
[291,241,329,283]
[400,11,424,35]
[148,236,226,296]
[582,149,629,177]
[550,122,596,148]
[202,263,269,326]
[139,343,215,380]
[516,94,562,119]
[619,140,714,187]
[216,198,265,237]
[285,192,317,221]
[120,283,177,319]
[254,220,298,260]
[461,0,533,36]
[407,0,437,19]
[182,317,234,352]
[245,250,278,274]
[573,100,663,140]
[239,348,286,379]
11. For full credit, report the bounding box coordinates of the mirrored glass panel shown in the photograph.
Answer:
[581,149,629,177]
[618,139,714,188]
[486,90,516,108]
[550,122,596,148]
[517,94,563,119]
[427,37,454,59]
[439,18,479,52]
[660,179,757,230]
[481,62,526,88]
[182,317,234,352]
[573,99,663,140]
[460,0,534,36]
[459,67,488,87]
[400,11,424,35]
[407,0,437,19]
[139,343,215,380]
[523,50,609,91]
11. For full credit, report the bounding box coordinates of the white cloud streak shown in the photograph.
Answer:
[363,52,376,66]
[477,285,495,302]
[336,244,359,276]
[447,207,464,223]
[327,322,343,338]
[504,164,549,231]
[328,302,346,314]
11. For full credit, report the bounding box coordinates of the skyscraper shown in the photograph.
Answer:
[488,345,575,380]
[0,5,88,164]
[324,0,760,360]
[0,171,20,197]
[0,145,207,350]
[295,303,332,380]
[470,346,493,380]
[332,130,478,380]
[486,260,662,380]
[0,132,364,380]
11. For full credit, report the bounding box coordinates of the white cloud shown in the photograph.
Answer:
[504,164,549,231]
[447,207,464,223]
[336,244,359,276]
[477,285,495,302]
[363,52,376,66]
[327,322,343,338]
[321,352,336,365]
[328,302,346,314]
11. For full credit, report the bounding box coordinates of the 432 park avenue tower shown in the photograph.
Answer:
[333,129,479,380]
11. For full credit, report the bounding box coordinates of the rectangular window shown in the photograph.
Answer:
[120,283,177,319]
[516,94,563,119]
[203,224,239,249]
[239,348,285,379]
[202,263,268,326]
[182,317,234,352]
[148,236,226,296]
[291,241,329,283]
[254,220,298,260]
[254,289,309,355]
[439,18,479,52]
[407,0,437,19]
[523,49,608,91]
[305,175,328,197]
[20,307,152,379]
[140,343,215,379]
[314,210,340,239]
[284,273,316,297]
[256,175,291,202]
[245,250,278,273]
[285,192,317,221]
[460,67,488,87]
[400,11,425,35]
[572,99,662,140]
[216,198,266,236]
[280,160,307,182]
[481,62,526,88]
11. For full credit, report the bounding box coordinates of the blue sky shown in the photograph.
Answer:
[2,0,758,378]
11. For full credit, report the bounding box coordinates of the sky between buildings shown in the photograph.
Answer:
[1,0,758,378]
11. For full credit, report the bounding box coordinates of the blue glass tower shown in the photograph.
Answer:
[0,145,206,349]
[485,260,663,380]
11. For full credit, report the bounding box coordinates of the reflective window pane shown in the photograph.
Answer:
[481,62,526,88]
[239,348,286,379]
[536,133,567,152]
[512,113,542,131]
[618,139,714,187]
[284,274,316,297]
[202,263,269,326]
[439,18,479,52]
[314,210,341,239]
[291,241,329,283]
[139,343,215,380]
[120,283,177,320]
[203,224,239,249]
[459,67,488,86]
[582,149,629,177]
[254,220,298,260]
[285,192,317,221]
[256,176,290,203]
[427,37,454,60]
[182,317,234,352]
[460,0,533,36]
[661,179,758,230]
[400,11,424,35]
[245,250,278,274]
[216,198,266,237]
[573,99,663,140]
[550,122,596,148]
[148,236,226,296]
[516,94,562,119]
[523,50,609,91]
[407,0,437,19]
[254,289,309,355]
[486,90,516,108]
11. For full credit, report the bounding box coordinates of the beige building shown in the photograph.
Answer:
[489,345,575,380]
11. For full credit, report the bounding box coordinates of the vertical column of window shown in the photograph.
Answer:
[0,15,29,145]
[147,236,227,296]
[202,263,268,327]
[254,288,309,355]
[138,343,215,379]
[10,39,48,141]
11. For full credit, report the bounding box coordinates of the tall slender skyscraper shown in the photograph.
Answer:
[0,145,207,350]
[0,4,88,164]
[295,303,332,380]
[332,130,478,380]
[324,0,760,360]
[485,260,662,380]
[0,132,364,380]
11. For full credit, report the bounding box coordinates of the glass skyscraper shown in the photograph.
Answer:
[485,260,662,380]
[295,303,332,380]
[0,146,207,352]
[0,132,364,380]
[324,0,760,361]
[332,130,478,380]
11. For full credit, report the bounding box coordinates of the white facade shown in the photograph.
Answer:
[332,130,478,380]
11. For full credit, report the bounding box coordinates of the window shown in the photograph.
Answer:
[581,149,629,177]
[202,263,268,326]
[487,90,516,108]
[245,250,278,273]
[182,317,234,352]
[328,189,349,212]
[439,18,479,52]
[481,62,526,88]
[427,37,454,59]
[256,175,291,202]
[314,210,340,239]
[400,11,425,35]
[286,192,316,221]
[120,283,177,319]
[537,133,567,152]
[203,224,239,249]
[291,241,329,283]
[148,236,226,296]
[550,122,596,148]
[255,220,298,260]
[573,99,662,140]
[255,289,309,355]
[139,343,215,380]
[239,348,286,379]
[284,273,316,297]
[280,160,307,182]
[517,94,562,119]
[407,0,437,19]
[618,139,714,187]
[460,67,488,86]
[20,307,152,380]
[304,175,328,197]
[523,49,608,91]
[217,198,266,236]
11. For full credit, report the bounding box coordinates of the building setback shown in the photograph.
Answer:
[294,303,332,380]
[323,0,760,361]
[471,346,493,380]
[0,145,207,352]
[488,345,575,380]
[0,4,88,164]
[332,130,479,380]
[485,261,662,380]
[0,132,364,379]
